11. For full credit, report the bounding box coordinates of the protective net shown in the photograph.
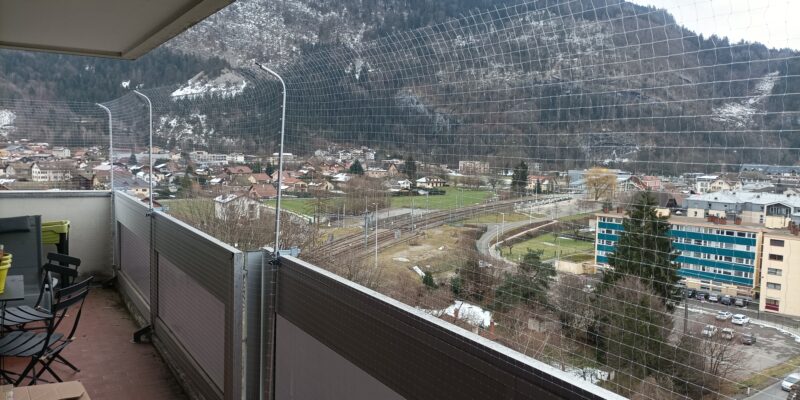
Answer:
[2,0,800,398]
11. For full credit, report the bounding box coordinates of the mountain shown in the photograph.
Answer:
[1,0,799,173]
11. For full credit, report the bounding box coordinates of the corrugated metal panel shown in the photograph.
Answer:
[118,225,151,315]
[114,192,150,240]
[276,256,621,400]
[158,255,225,390]
[115,192,151,317]
[150,210,246,400]
[152,212,236,301]
[154,318,223,400]
[244,251,265,400]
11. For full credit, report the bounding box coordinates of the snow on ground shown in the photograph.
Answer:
[689,306,800,343]
[712,71,780,128]
[171,69,247,99]
[423,300,492,328]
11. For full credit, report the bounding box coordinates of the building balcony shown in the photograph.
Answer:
[0,190,618,400]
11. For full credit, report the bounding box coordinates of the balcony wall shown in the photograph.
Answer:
[3,190,622,399]
[0,190,113,278]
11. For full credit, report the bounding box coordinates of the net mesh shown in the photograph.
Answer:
[2,0,800,398]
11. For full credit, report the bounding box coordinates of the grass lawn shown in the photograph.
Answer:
[390,189,492,210]
[502,232,595,261]
[272,198,317,216]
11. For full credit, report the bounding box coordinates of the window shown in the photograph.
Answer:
[767,268,783,276]
[766,298,780,311]
[767,282,782,290]
[770,239,785,247]
[768,254,784,262]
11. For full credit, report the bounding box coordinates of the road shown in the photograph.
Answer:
[475,198,596,263]
[746,371,797,400]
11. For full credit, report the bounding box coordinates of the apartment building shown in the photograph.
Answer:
[760,232,800,316]
[685,191,800,228]
[458,160,490,175]
[596,214,760,297]
[31,161,75,182]
[596,190,800,316]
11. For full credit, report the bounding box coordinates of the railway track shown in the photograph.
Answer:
[304,196,568,264]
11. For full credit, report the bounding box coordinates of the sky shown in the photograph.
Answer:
[628,0,800,50]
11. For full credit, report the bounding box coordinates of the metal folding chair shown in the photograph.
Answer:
[0,254,80,329]
[0,276,92,385]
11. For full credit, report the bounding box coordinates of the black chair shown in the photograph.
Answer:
[0,276,92,385]
[0,254,80,328]
[43,253,81,290]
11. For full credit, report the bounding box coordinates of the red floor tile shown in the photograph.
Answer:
[2,288,187,399]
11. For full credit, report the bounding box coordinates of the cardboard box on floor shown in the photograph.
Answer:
[0,381,90,400]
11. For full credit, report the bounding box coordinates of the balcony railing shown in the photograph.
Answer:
[3,190,621,399]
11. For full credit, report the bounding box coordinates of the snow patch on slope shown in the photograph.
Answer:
[712,71,780,128]
[171,69,247,100]
[0,110,15,138]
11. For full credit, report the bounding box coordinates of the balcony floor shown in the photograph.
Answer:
[4,287,187,399]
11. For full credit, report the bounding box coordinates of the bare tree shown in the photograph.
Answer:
[166,197,317,251]
[585,167,617,202]
[553,273,595,339]
[341,176,390,215]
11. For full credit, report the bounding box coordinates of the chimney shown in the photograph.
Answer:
[489,320,496,340]
[453,307,460,321]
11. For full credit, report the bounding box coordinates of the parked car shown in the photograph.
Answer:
[734,297,746,307]
[720,295,732,305]
[701,325,718,337]
[684,288,696,299]
[708,294,720,302]
[721,328,735,340]
[696,292,708,301]
[715,311,732,321]
[731,314,750,325]
[741,333,757,345]
[782,373,800,391]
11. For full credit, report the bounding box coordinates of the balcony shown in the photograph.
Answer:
[0,190,618,399]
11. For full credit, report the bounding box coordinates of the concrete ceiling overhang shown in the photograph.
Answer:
[0,0,234,59]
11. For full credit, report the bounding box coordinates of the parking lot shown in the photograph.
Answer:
[673,300,800,378]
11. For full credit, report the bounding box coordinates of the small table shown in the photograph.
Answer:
[0,275,25,385]
[0,275,25,304]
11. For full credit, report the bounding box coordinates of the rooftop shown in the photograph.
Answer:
[688,190,800,207]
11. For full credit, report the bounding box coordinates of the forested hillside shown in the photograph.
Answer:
[1,0,798,173]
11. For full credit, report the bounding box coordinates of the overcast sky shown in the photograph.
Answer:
[628,0,799,50]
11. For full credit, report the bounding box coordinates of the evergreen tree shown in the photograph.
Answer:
[494,249,554,311]
[422,272,437,289]
[349,160,364,175]
[602,191,680,308]
[511,161,528,197]
[265,162,275,176]
[404,156,417,186]
[535,178,542,194]
[129,153,138,165]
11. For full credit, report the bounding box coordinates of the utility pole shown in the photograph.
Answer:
[411,198,415,231]
[501,212,506,254]
[683,288,689,334]
[425,192,430,230]
[374,203,379,269]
